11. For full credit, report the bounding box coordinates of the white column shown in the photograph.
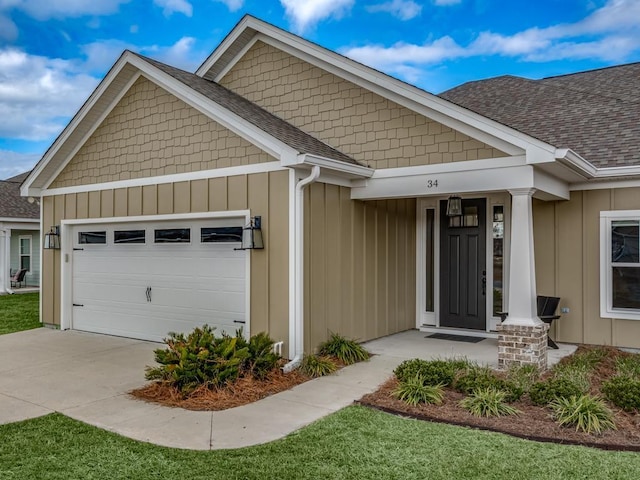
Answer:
[0,228,6,292]
[504,188,540,326]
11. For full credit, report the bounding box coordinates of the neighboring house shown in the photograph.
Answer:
[0,171,40,293]
[21,16,640,363]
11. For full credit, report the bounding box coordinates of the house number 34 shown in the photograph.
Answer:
[426,179,439,188]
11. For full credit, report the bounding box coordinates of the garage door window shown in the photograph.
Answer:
[79,231,107,244]
[201,227,243,243]
[115,230,146,244]
[154,228,190,243]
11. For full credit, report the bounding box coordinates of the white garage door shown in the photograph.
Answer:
[71,218,247,342]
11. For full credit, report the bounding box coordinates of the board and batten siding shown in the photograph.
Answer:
[533,187,640,349]
[219,41,507,170]
[41,171,290,353]
[304,183,416,352]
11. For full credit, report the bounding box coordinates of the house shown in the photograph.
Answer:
[0,171,40,293]
[21,16,640,368]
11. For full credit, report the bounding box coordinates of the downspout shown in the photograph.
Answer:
[283,165,321,372]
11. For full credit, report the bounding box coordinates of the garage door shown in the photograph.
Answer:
[71,218,247,342]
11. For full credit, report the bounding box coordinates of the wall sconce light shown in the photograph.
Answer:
[43,226,61,250]
[235,216,264,250]
[446,195,463,217]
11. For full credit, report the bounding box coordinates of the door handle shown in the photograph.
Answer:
[145,287,152,302]
[481,271,486,296]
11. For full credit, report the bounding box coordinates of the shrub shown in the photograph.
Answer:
[506,364,540,393]
[394,359,456,387]
[551,395,616,434]
[602,376,640,412]
[246,332,280,379]
[300,354,338,377]
[615,355,640,378]
[454,366,523,402]
[319,332,370,365]
[551,365,591,394]
[392,375,445,406]
[459,388,520,417]
[529,377,585,406]
[561,348,607,371]
[146,326,250,393]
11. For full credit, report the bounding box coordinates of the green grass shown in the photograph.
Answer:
[1,407,640,479]
[0,292,40,335]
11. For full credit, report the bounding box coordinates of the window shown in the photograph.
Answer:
[601,212,640,319]
[424,209,435,312]
[114,230,146,244]
[79,231,106,244]
[154,228,190,243]
[492,206,504,316]
[19,236,32,272]
[201,227,243,243]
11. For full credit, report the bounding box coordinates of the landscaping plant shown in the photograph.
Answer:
[601,376,640,412]
[459,388,520,417]
[506,363,540,394]
[392,375,445,406]
[318,332,370,365]
[393,359,457,387]
[614,355,640,378]
[551,395,616,434]
[529,376,586,406]
[454,366,523,402]
[300,354,338,377]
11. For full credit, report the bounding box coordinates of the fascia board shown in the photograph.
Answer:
[285,154,374,178]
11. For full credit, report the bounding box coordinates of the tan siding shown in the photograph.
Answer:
[220,41,507,169]
[50,76,275,189]
[533,186,640,349]
[304,184,416,351]
[41,171,290,356]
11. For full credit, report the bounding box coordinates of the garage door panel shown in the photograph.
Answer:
[71,219,247,342]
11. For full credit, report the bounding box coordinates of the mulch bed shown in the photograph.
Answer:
[358,346,640,452]
[131,368,311,411]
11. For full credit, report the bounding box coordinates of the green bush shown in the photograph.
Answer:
[454,366,523,402]
[551,365,591,394]
[529,377,585,406]
[145,326,281,394]
[392,375,445,406]
[561,348,607,371]
[551,395,616,434]
[615,355,640,378]
[506,364,540,393]
[459,388,520,417]
[394,359,456,387]
[300,355,338,378]
[319,332,370,365]
[601,376,640,412]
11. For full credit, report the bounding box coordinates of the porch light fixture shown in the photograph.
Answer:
[446,195,463,217]
[43,226,61,250]
[235,216,264,250]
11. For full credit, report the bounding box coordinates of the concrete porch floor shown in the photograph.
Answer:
[0,328,576,450]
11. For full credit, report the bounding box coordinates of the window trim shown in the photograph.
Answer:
[18,235,32,273]
[600,210,640,320]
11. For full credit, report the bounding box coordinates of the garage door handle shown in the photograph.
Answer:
[73,303,84,307]
[233,320,246,324]
[145,287,152,302]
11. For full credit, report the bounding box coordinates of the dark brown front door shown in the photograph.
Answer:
[439,198,487,330]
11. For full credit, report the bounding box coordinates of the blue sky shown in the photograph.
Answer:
[1,0,639,179]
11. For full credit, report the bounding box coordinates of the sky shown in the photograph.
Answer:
[0,0,639,179]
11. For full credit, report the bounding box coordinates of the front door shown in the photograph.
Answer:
[439,198,487,329]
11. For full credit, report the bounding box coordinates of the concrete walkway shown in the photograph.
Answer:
[0,328,576,450]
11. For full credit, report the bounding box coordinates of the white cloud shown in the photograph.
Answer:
[154,0,193,17]
[343,0,640,82]
[366,0,422,20]
[2,0,130,20]
[0,48,98,142]
[433,0,461,5]
[212,0,244,11]
[280,0,354,33]
[0,150,40,180]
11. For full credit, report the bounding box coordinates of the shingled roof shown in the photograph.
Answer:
[137,53,360,166]
[0,172,39,219]
[439,63,640,168]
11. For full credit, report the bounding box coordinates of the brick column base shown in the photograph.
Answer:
[496,323,549,371]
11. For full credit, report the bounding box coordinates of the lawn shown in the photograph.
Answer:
[1,406,639,480]
[0,292,40,335]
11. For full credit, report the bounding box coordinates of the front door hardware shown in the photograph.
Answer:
[145,287,152,302]
[482,270,487,296]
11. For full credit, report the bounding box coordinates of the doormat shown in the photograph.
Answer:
[427,333,485,343]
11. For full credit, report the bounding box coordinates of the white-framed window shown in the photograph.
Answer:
[19,235,32,273]
[600,210,640,320]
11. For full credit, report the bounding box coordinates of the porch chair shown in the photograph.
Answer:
[10,268,28,288]
[497,295,562,349]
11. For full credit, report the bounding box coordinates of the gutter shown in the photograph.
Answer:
[283,165,321,372]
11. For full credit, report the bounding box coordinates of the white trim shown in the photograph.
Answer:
[416,199,439,328]
[285,153,374,178]
[0,217,39,224]
[0,221,39,230]
[42,72,143,191]
[571,178,640,191]
[600,210,640,321]
[370,156,525,179]
[60,210,251,333]
[39,204,43,323]
[213,36,261,82]
[42,162,286,197]
[18,235,32,274]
